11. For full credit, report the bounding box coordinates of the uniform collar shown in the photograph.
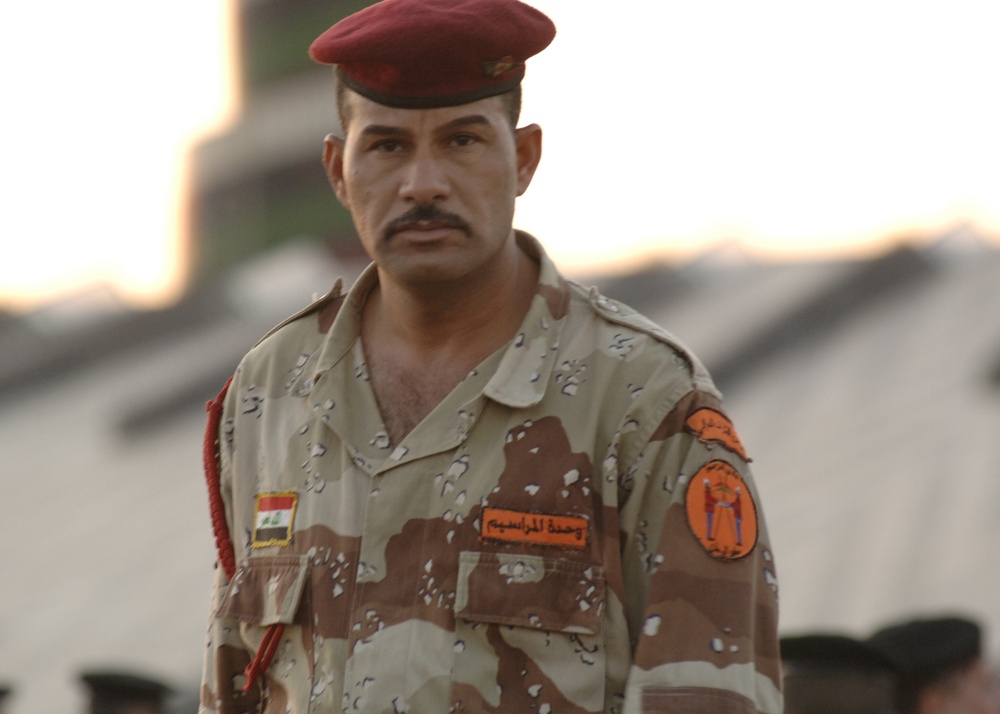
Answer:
[481,231,569,408]
[303,231,570,410]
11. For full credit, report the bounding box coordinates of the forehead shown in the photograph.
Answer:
[343,91,509,134]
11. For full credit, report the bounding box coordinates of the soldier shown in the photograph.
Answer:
[199,0,782,711]
[868,615,1000,714]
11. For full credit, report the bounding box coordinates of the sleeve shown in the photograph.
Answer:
[617,389,783,714]
[199,378,264,714]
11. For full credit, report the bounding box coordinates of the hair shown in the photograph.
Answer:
[335,76,522,135]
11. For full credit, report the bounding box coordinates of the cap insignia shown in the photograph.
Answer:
[483,56,522,77]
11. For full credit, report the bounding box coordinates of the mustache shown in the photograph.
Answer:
[383,204,473,241]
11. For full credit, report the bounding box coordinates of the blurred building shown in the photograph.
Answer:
[183,0,374,284]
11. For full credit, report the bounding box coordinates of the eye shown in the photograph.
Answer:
[370,139,403,153]
[449,133,480,148]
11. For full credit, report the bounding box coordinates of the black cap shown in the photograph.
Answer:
[869,616,981,681]
[868,615,982,711]
[79,671,173,713]
[781,633,897,714]
[782,633,897,671]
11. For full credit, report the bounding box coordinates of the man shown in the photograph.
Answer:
[199,1,782,712]
[868,615,1000,714]
[779,633,897,714]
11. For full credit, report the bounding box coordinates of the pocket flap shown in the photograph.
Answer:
[455,551,604,635]
[215,554,309,626]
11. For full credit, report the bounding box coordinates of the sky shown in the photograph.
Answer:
[2,0,999,312]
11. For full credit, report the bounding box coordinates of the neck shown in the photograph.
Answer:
[364,237,538,361]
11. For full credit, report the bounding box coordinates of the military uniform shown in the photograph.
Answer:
[200,234,782,713]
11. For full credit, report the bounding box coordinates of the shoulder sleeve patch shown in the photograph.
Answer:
[685,407,750,461]
[685,460,758,561]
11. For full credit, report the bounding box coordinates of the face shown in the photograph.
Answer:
[922,660,1000,714]
[323,91,542,288]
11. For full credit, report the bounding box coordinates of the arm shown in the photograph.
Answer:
[199,378,263,714]
[618,390,782,714]
[200,565,263,714]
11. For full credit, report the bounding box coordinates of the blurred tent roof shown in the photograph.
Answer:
[1,229,999,713]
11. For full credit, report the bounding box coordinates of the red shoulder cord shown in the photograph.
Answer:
[203,377,236,580]
[242,622,286,691]
[203,377,285,693]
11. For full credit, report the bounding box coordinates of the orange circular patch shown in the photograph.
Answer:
[685,460,758,560]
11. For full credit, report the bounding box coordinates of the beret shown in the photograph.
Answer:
[309,0,556,108]
[781,633,896,673]
[868,615,982,689]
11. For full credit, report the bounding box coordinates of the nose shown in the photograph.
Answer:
[399,150,450,204]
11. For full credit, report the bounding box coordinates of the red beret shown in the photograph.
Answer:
[309,0,556,108]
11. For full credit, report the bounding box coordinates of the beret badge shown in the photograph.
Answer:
[483,56,523,78]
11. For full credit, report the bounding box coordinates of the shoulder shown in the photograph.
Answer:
[562,279,718,395]
[260,279,346,346]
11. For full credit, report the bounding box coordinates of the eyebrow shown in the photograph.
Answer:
[359,124,406,138]
[358,114,493,139]
[439,114,491,131]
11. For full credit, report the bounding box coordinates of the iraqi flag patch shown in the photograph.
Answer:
[252,492,298,548]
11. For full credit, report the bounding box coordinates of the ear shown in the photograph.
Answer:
[322,134,350,207]
[513,123,543,197]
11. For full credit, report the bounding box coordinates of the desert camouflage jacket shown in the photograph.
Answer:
[200,233,782,713]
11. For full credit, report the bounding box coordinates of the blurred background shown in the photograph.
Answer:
[1,1,998,711]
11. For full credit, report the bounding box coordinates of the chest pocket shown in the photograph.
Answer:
[451,551,607,712]
[215,554,310,626]
[456,551,604,633]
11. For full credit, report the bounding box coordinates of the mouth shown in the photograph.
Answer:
[395,219,460,233]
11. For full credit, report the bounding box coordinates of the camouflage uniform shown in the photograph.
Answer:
[200,233,782,713]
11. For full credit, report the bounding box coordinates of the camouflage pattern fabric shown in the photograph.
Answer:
[200,233,782,713]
